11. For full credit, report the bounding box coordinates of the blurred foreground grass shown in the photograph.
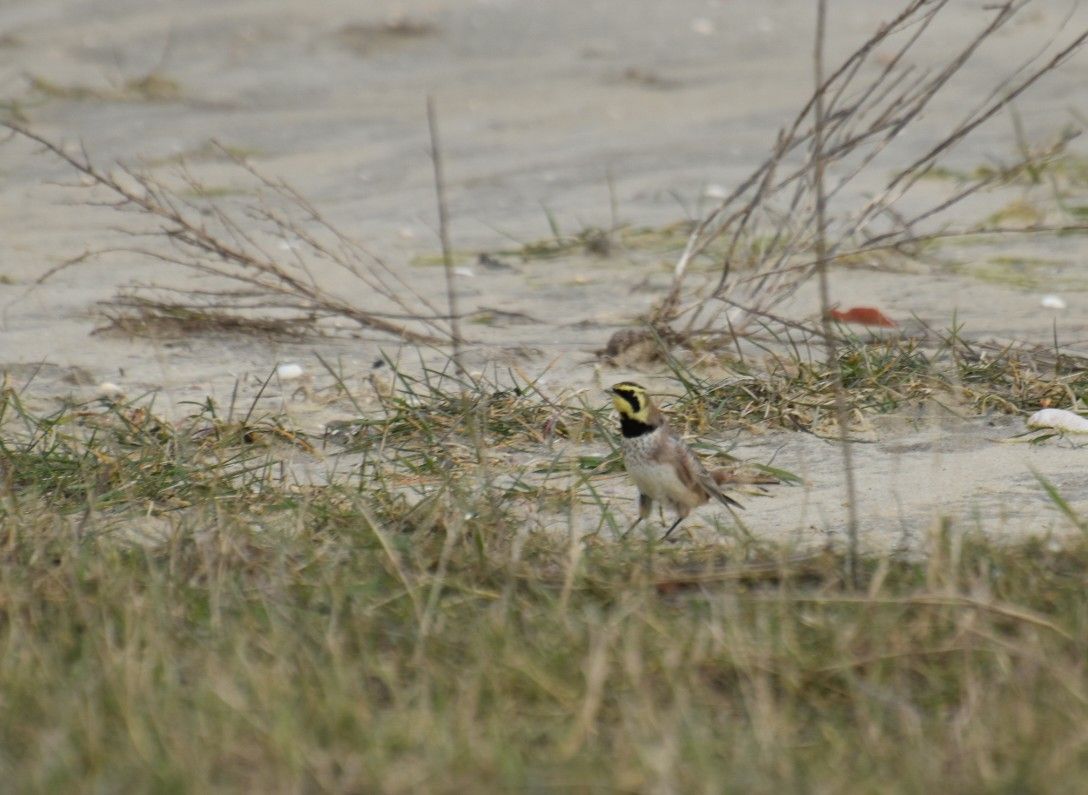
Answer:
[2,359,1087,793]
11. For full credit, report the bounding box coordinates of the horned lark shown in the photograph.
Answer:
[609,381,743,540]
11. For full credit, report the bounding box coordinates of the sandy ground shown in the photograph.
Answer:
[3,0,1088,548]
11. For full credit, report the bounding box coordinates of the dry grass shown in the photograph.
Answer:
[4,2,1088,790]
[2,360,1088,792]
[27,72,183,103]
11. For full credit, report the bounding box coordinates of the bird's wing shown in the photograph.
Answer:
[671,436,745,511]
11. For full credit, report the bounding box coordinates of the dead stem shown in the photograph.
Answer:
[4,122,453,346]
[426,96,465,375]
[813,0,860,588]
[658,0,1088,346]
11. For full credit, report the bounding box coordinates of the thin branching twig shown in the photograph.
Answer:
[3,122,456,345]
[658,1,1088,341]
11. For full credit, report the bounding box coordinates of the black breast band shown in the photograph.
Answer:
[620,417,655,438]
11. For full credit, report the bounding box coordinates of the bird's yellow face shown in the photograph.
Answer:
[610,381,651,423]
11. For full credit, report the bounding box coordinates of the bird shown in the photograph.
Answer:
[609,381,743,541]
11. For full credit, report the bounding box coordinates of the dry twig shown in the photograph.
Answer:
[660,1,1088,339]
[4,122,456,345]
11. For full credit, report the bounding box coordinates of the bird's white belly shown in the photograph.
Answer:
[625,458,703,509]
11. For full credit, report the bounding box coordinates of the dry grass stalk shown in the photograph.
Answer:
[4,122,456,345]
[660,0,1088,338]
[426,96,465,375]
[812,0,861,588]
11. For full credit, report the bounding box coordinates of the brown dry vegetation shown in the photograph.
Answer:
[4,0,1088,791]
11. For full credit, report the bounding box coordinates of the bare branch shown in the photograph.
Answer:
[3,121,454,346]
[658,0,1087,342]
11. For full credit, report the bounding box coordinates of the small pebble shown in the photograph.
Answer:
[1027,408,1088,433]
[97,382,125,400]
[276,363,304,381]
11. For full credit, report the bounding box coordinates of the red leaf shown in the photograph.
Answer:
[828,306,896,327]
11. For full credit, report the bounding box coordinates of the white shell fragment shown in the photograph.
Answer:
[96,382,125,400]
[1027,408,1088,434]
[1041,294,1067,310]
[276,363,305,381]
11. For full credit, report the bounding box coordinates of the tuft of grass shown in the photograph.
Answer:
[176,184,248,200]
[0,389,310,513]
[986,198,1047,227]
[656,330,1088,436]
[141,141,265,168]
[333,18,439,57]
[96,297,322,340]
[410,222,698,267]
[28,72,182,103]
[120,73,182,102]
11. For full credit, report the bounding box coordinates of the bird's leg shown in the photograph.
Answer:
[660,505,691,542]
[660,515,685,542]
[622,492,653,538]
